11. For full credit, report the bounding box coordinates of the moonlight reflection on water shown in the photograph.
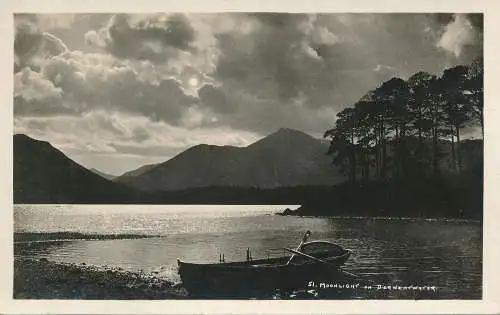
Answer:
[14,204,482,299]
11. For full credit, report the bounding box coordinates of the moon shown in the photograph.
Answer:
[188,77,199,87]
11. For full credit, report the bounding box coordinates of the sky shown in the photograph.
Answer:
[13,13,483,176]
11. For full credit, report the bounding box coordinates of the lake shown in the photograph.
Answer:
[14,204,482,299]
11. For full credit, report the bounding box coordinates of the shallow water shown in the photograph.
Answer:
[14,204,482,299]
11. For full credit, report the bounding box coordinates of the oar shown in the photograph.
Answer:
[284,247,332,265]
[286,230,311,265]
[283,247,373,283]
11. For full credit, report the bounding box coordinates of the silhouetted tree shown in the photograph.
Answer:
[325,108,359,182]
[325,62,483,181]
[377,78,411,177]
[440,66,471,172]
[408,72,436,172]
[466,58,484,137]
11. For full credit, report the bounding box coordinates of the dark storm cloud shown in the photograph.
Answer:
[198,84,233,113]
[250,13,304,27]
[435,13,482,61]
[428,13,483,60]
[200,13,484,136]
[47,14,112,53]
[14,15,45,72]
[15,50,197,125]
[141,78,197,123]
[432,13,455,26]
[432,13,483,33]
[86,13,196,63]
[14,14,70,73]
[14,15,42,60]
[214,13,319,101]
[214,13,397,113]
[13,67,68,116]
[466,14,483,32]
[14,13,484,143]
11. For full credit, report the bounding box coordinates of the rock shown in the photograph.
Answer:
[281,208,295,215]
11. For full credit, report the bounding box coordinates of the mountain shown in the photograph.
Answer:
[13,132,482,217]
[114,163,158,181]
[116,128,344,191]
[13,134,146,203]
[90,168,116,181]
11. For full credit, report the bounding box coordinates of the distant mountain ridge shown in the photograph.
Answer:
[114,163,158,181]
[12,132,483,219]
[115,128,345,191]
[90,168,116,181]
[12,130,345,204]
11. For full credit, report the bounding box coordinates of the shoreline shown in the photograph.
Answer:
[13,238,188,300]
[14,258,187,299]
[276,210,483,222]
[13,257,453,300]
[14,231,162,242]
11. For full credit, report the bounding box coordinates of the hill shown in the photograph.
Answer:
[13,134,147,203]
[116,128,344,191]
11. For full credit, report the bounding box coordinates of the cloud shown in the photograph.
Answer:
[14,67,65,116]
[198,84,232,113]
[214,13,329,102]
[15,111,259,155]
[84,29,106,47]
[14,15,69,72]
[202,14,411,134]
[14,13,484,156]
[33,51,197,124]
[85,14,196,63]
[438,14,482,59]
[14,112,260,174]
[14,16,44,71]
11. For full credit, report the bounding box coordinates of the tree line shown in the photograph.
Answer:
[324,58,483,182]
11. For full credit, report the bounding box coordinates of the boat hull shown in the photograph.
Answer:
[177,250,351,298]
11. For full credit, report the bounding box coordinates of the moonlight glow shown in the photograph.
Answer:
[188,77,199,87]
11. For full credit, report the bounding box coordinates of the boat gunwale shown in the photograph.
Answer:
[177,240,351,269]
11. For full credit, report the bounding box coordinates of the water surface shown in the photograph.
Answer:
[14,204,482,299]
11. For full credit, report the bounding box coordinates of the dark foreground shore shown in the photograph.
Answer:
[12,258,361,300]
[14,258,187,299]
[14,258,440,300]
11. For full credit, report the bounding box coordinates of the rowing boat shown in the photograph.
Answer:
[177,232,351,297]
